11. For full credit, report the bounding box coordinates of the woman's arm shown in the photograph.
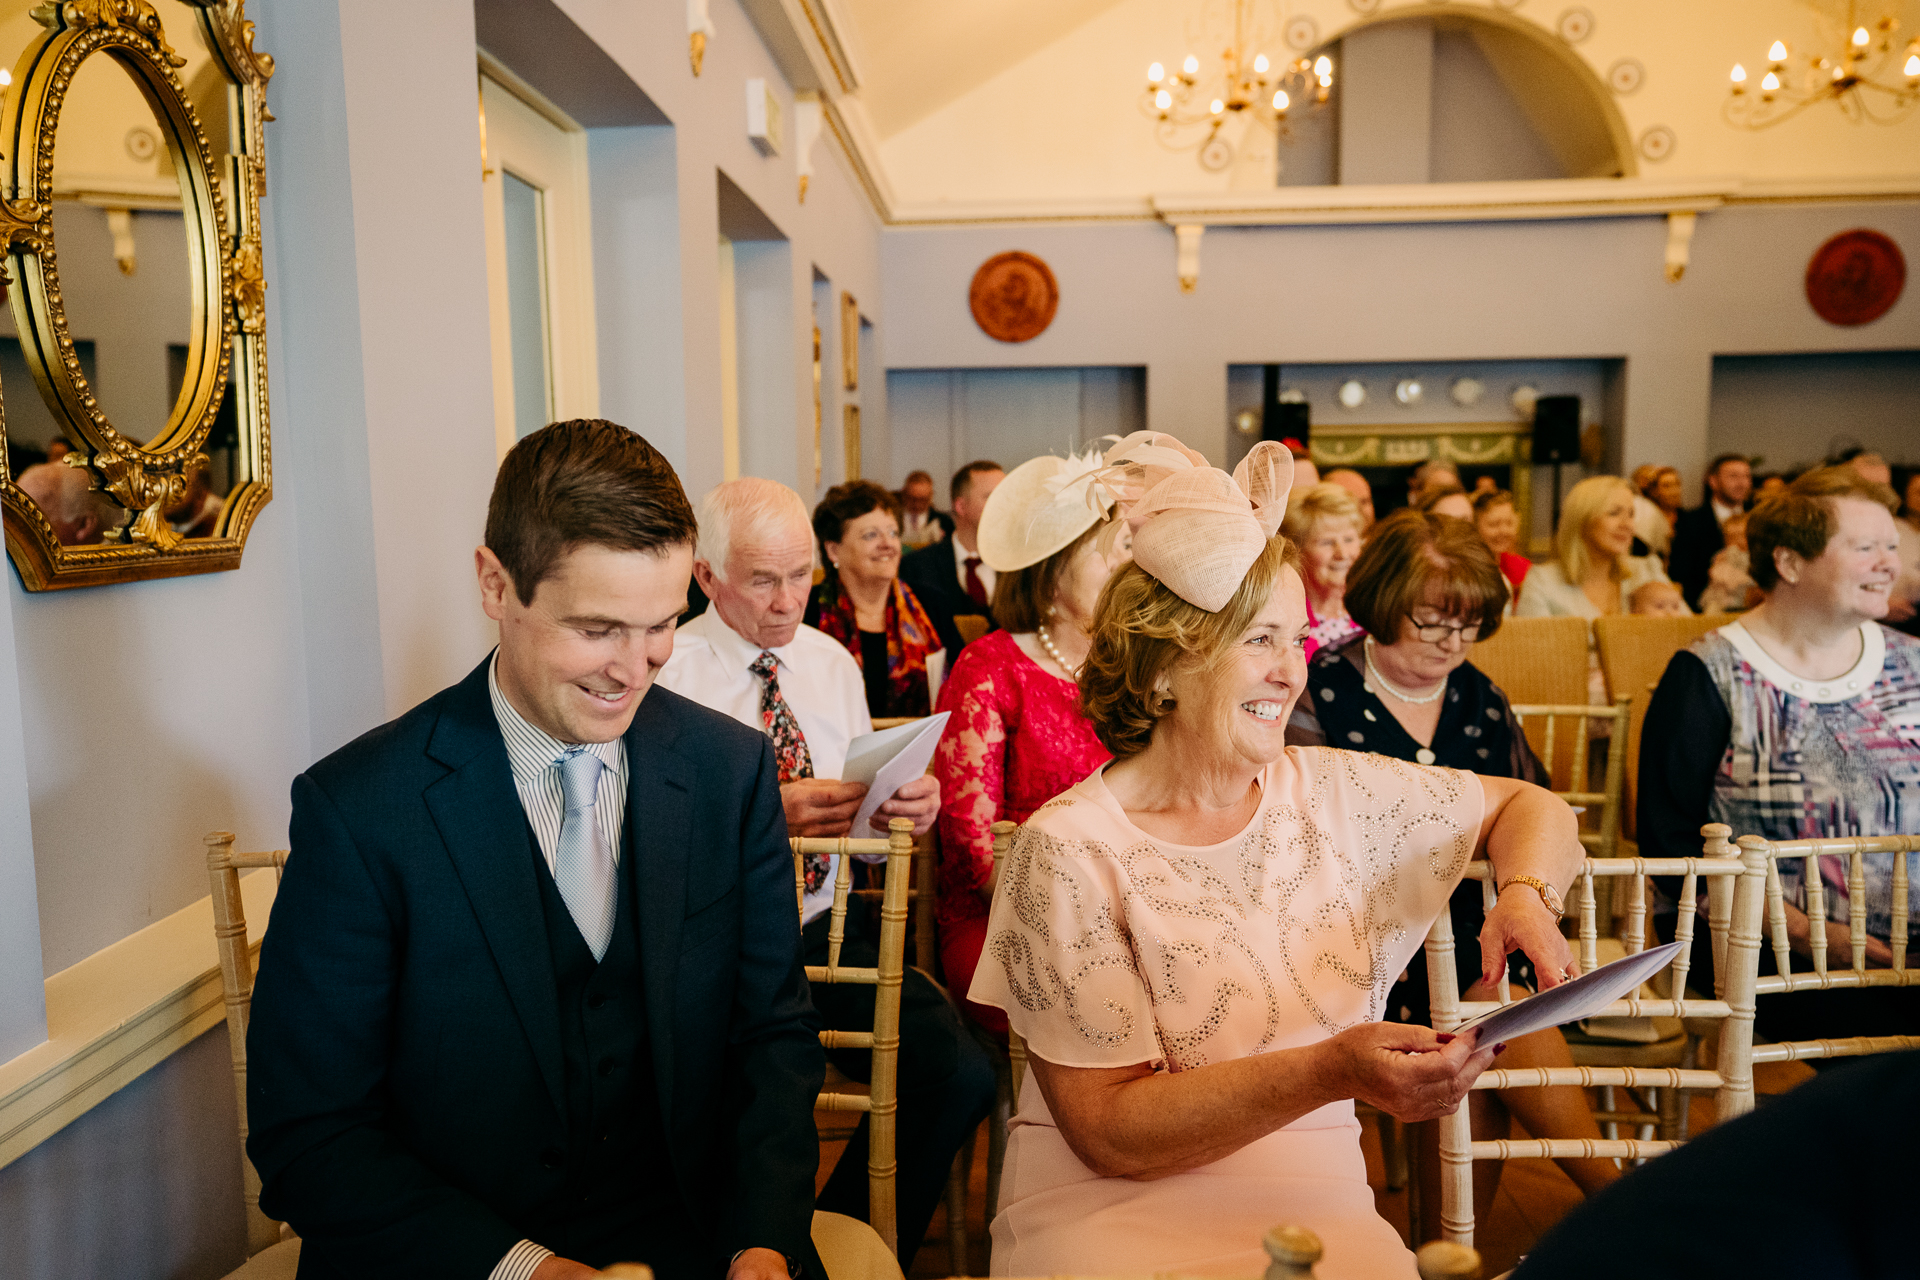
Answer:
[1030,1024,1498,1180]
[933,665,1010,900]
[1473,774,1581,988]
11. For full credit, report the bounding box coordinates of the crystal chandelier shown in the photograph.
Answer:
[1725,1,1920,128]
[1140,0,1333,172]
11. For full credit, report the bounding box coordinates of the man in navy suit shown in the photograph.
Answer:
[898,460,1004,657]
[248,421,825,1280]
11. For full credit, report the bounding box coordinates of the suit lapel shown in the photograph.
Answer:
[423,659,565,1117]
[625,693,693,1110]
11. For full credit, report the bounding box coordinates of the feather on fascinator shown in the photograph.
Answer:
[975,441,1121,573]
[1098,432,1295,612]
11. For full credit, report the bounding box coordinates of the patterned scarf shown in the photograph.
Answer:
[813,576,938,718]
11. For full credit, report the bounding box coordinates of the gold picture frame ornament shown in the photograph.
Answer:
[0,0,276,590]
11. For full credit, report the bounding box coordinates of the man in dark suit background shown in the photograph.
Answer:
[899,460,1003,658]
[1669,453,1751,609]
[894,470,954,550]
[248,420,824,1280]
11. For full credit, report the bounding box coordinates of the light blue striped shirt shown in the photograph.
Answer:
[483,655,631,1280]
[487,653,628,875]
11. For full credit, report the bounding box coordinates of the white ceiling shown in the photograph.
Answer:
[838,0,1130,137]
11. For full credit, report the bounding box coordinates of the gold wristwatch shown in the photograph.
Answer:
[1498,874,1565,921]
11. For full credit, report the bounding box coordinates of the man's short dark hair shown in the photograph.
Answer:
[484,418,697,605]
[951,459,1004,504]
[1704,453,1749,500]
[902,470,934,489]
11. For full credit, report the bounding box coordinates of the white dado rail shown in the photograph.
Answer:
[0,870,280,1169]
[889,175,1920,290]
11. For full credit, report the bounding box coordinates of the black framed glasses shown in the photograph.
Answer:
[1408,616,1481,644]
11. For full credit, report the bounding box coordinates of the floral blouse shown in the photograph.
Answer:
[933,629,1110,933]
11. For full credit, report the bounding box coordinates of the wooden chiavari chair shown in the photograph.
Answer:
[1506,699,1631,862]
[1736,833,1920,1066]
[205,831,302,1278]
[796,817,919,1258]
[1424,825,1769,1249]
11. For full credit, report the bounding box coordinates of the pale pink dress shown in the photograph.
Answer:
[969,748,1486,1279]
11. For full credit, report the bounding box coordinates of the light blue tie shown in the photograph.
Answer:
[554,748,616,961]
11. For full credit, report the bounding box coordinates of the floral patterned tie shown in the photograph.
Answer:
[751,651,828,894]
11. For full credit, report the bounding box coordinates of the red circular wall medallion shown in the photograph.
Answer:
[969,251,1059,343]
[1805,229,1906,327]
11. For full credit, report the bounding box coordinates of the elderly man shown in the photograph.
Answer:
[899,460,1003,657]
[659,477,996,1265]
[17,461,114,545]
[1671,453,1751,609]
[896,470,952,550]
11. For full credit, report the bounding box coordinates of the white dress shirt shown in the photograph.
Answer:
[1711,498,1742,524]
[952,535,995,601]
[659,608,873,924]
[484,655,631,1280]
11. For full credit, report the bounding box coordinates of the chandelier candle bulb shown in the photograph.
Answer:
[1149,62,1164,83]
[1730,62,1747,85]
[1253,53,1269,73]
[1273,89,1288,110]
[1210,98,1224,114]
[1762,70,1781,92]
[1906,52,1919,77]
[1769,40,1789,63]
[1853,26,1870,48]
[1156,89,1173,111]
[1184,54,1199,74]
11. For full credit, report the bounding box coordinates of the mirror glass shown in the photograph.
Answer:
[48,48,193,446]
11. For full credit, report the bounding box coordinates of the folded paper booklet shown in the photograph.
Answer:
[843,712,950,837]
[1450,941,1685,1045]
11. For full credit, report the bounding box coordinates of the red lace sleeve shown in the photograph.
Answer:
[934,638,1013,924]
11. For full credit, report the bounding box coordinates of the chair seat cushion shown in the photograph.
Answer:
[814,1210,904,1280]
[223,1238,301,1280]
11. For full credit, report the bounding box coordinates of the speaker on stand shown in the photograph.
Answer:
[1532,395,1581,531]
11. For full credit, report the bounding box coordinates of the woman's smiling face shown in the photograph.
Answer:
[1159,566,1311,772]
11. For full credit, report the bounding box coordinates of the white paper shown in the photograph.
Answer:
[843,712,950,836]
[1450,941,1684,1044]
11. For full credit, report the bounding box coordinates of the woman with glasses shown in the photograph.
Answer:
[1287,509,1621,1230]
[807,479,942,719]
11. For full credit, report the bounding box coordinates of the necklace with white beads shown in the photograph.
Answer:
[1037,624,1080,679]
[1364,638,1447,704]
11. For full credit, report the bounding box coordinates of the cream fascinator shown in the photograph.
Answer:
[976,442,1121,572]
[1099,431,1295,612]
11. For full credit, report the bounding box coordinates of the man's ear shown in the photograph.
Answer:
[476,546,516,622]
[1773,546,1802,587]
[691,558,718,595]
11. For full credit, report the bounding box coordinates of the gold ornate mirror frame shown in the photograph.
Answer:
[0,0,272,590]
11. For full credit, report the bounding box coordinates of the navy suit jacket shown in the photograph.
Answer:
[898,539,995,660]
[247,656,825,1279]
[1669,503,1727,609]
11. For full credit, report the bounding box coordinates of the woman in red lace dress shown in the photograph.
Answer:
[934,447,1131,1031]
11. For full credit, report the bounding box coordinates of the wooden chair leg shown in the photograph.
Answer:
[946,1131,974,1276]
[1380,1111,1410,1192]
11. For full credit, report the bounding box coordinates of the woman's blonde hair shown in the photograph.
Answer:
[1280,482,1363,546]
[1555,475,1636,585]
[1078,535,1300,759]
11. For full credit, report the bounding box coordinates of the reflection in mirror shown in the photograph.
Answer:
[13,459,128,545]
[48,47,191,445]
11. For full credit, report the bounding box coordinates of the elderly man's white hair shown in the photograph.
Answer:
[695,477,813,583]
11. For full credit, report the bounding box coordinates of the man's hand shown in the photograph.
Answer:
[727,1247,791,1280]
[1481,884,1576,989]
[781,778,867,838]
[871,773,940,836]
[531,1257,603,1280]
[1319,1023,1499,1123]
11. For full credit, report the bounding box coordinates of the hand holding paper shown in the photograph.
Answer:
[842,712,950,836]
[1452,942,1685,1046]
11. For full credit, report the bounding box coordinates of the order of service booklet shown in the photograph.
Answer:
[1450,941,1685,1044]
[841,711,950,837]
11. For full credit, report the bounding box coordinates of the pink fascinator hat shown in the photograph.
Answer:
[1099,432,1295,612]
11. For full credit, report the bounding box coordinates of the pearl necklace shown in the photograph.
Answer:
[1037,624,1080,678]
[1363,638,1447,705]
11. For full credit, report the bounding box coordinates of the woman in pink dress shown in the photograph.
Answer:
[935,445,1132,1032]
[970,437,1583,1280]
